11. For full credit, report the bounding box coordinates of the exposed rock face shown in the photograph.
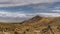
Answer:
[0,15,60,34]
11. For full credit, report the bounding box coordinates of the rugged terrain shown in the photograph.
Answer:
[0,15,60,34]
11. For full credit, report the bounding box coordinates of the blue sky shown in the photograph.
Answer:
[0,0,60,22]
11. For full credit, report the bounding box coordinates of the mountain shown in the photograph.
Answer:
[21,15,56,26]
[21,15,43,25]
[0,15,60,34]
[19,15,60,34]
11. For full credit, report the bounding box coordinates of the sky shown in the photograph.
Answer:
[0,0,60,22]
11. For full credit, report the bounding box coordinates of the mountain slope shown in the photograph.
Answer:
[0,15,60,34]
[21,15,43,25]
[21,15,56,26]
[19,15,60,34]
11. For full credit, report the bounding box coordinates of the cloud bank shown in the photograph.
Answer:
[0,0,60,7]
[0,10,60,18]
[0,0,60,22]
[0,11,34,22]
[38,13,60,17]
[0,11,27,18]
[0,10,60,22]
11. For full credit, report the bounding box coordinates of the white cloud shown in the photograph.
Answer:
[37,13,60,17]
[0,11,60,22]
[0,0,59,7]
[0,10,35,22]
[0,11,27,18]
[0,10,36,18]
[52,10,60,13]
[0,10,60,18]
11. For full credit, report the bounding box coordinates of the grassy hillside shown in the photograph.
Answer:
[0,15,60,34]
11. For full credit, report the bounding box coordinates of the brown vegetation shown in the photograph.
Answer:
[0,15,60,34]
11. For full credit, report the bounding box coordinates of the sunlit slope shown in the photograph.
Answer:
[22,15,56,26]
[0,15,60,34]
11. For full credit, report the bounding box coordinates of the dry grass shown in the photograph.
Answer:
[0,16,60,34]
